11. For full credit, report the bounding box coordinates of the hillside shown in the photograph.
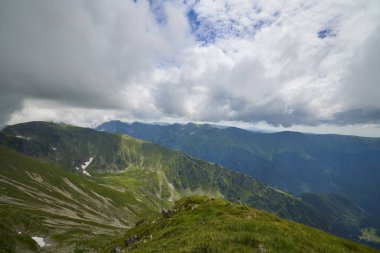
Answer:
[96,120,380,244]
[0,145,159,253]
[1,122,134,173]
[0,121,371,248]
[101,196,378,253]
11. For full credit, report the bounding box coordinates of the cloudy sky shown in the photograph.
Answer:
[1,0,380,136]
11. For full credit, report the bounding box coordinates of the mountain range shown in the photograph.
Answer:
[97,120,380,246]
[0,121,378,251]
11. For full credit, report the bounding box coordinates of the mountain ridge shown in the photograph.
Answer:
[96,121,380,217]
[0,121,375,250]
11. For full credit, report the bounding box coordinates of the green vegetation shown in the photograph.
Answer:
[101,196,378,253]
[361,228,380,244]
[0,145,158,252]
[0,121,375,251]
[96,120,380,245]
[1,121,136,173]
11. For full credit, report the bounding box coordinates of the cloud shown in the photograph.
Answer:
[1,0,380,132]
[338,25,380,123]
[148,0,380,126]
[0,0,190,126]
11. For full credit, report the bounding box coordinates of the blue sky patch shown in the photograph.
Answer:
[187,9,201,31]
[318,28,336,39]
[186,4,274,46]
[253,20,265,31]
[149,0,167,25]
[187,8,216,45]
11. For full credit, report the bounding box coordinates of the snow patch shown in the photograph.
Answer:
[82,170,91,176]
[31,236,50,247]
[76,157,94,176]
[81,157,94,170]
[16,135,32,140]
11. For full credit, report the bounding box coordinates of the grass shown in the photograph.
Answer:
[101,196,379,253]
[0,145,159,252]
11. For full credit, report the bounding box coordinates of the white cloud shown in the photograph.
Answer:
[2,0,380,135]
[147,0,380,127]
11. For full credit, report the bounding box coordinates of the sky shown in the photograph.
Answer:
[0,0,380,137]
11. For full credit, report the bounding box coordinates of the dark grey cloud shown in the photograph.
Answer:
[0,0,189,126]
[338,25,380,124]
[334,109,380,125]
[0,1,124,105]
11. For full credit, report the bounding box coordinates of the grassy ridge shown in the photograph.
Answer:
[101,196,378,253]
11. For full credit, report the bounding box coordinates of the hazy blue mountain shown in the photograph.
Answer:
[96,120,380,242]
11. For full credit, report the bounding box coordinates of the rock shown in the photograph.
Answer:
[111,245,122,253]
[258,243,268,253]
[191,204,199,211]
[162,208,174,218]
[134,219,145,227]
[125,235,139,246]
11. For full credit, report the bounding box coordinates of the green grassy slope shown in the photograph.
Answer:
[1,122,136,173]
[101,196,378,253]
[0,145,158,253]
[0,122,368,247]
